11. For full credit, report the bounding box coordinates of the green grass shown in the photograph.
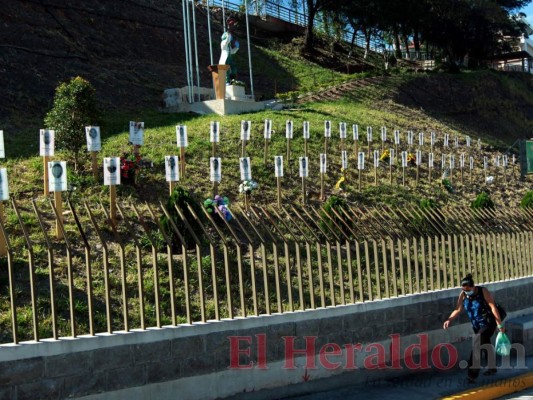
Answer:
[5,72,532,211]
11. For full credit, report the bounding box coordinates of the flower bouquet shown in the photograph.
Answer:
[239,180,258,195]
[334,168,346,190]
[230,79,245,87]
[120,152,142,184]
[407,153,416,166]
[380,149,390,163]
[204,195,232,221]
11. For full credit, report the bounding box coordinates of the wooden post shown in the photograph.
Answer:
[504,165,507,184]
[302,177,307,204]
[304,139,308,158]
[43,155,50,196]
[358,169,362,191]
[180,147,186,178]
[389,151,393,184]
[276,177,281,207]
[170,181,176,196]
[54,191,63,239]
[0,202,6,256]
[244,192,249,211]
[402,166,406,186]
[286,138,291,169]
[320,173,325,200]
[264,138,269,165]
[91,152,98,181]
[212,141,217,197]
[110,185,117,226]
[449,166,453,184]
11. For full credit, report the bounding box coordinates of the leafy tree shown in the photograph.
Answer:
[44,76,100,170]
[304,0,339,51]
[419,0,530,70]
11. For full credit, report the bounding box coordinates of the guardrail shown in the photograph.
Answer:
[209,0,383,52]
[0,198,531,345]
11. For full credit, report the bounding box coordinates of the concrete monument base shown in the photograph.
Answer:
[165,98,266,115]
[163,85,271,115]
[225,84,249,101]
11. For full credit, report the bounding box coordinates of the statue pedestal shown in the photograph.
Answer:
[208,64,230,100]
[225,84,248,101]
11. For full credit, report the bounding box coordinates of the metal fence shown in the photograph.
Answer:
[209,0,383,52]
[0,198,532,345]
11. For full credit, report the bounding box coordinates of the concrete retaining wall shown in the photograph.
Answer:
[1,278,532,400]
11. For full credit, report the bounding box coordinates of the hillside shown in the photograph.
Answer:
[0,0,366,133]
[1,0,532,210]
[2,1,532,142]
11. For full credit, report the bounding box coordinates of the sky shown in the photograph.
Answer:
[522,3,533,25]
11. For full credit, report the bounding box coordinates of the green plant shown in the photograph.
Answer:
[520,191,533,208]
[320,195,347,233]
[275,91,299,106]
[420,198,436,209]
[471,192,494,209]
[44,76,100,170]
[441,178,454,193]
[160,186,204,249]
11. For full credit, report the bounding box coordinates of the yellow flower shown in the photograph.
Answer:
[334,176,345,190]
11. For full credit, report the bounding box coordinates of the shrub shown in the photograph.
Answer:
[44,76,100,169]
[275,91,299,106]
[441,178,454,193]
[471,192,494,209]
[320,195,347,234]
[521,191,533,208]
[160,186,204,249]
[420,198,436,209]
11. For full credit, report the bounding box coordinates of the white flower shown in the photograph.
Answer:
[486,176,494,184]
[239,180,258,194]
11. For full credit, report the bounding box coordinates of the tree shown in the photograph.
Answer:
[419,0,531,71]
[44,76,100,170]
[304,0,338,51]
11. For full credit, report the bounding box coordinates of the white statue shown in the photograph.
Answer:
[219,18,240,83]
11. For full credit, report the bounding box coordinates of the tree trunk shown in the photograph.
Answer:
[364,28,371,59]
[403,34,410,59]
[350,28,356,55]
[413,28,421,60]
[394,29,402,59]
[304,0,317,51]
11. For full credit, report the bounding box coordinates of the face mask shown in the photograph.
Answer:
[464,290,474,296]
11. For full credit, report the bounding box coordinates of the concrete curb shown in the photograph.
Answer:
[440,372,533,399]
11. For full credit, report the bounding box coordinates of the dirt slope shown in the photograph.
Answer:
[0,0,215,127]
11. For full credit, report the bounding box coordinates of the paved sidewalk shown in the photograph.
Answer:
[277,355,533,400]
